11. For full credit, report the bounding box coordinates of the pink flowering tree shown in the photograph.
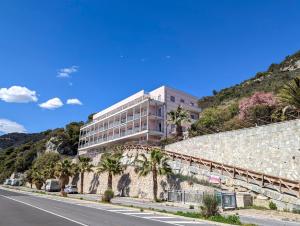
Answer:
[238,92,277,120]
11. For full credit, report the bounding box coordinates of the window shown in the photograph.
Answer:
[180,99,185,103]
[191,114,195,120]
[158,108,162,117]
[170,96,175,102]
[190,102,194,106]
[158,94,161,101]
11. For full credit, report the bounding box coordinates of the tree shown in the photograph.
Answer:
[279,77,300,110]
[97,152,124,190]
[54,159,77,195]
[238,92,277,120]
[33,152,60,180]
[167,105,191,138]
[25,168,34,188]
[134,148,172,202]
[31,167,46,190]
[77,156,94,194]
[200,194,219,217]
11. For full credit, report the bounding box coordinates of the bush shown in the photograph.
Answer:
[102,189,114,202]
[209,214,241,225]
[200,194,219,217]
[269,201,277,210]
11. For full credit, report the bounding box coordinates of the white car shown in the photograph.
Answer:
[45,179,60,192]
[3,179,12,185]
[11,179,22,186]
[64,185,78,194]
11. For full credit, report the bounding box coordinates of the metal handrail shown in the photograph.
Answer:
[120,144,300,197]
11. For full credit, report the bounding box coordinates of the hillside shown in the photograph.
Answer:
[198,51,300,109]
[0,121,83,182]
[0,133,46,150]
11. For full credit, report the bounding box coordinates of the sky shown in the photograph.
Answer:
[0,0,300,134]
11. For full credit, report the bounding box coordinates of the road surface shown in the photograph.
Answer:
[0,188,216,226]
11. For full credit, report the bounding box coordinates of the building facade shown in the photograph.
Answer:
[78,86,201,155]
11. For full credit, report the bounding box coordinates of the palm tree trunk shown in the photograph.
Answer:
[80,172,84,194]
[176,123,183,138]
[152,166,158,202]
[60,176,67,196]
[108,172,113,190]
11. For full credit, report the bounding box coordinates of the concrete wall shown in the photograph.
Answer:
[166,119,300,181]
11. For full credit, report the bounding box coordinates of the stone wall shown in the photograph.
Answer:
[77,151,215,199]
[166,119,300,181]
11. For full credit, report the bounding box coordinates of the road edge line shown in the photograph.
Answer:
[0,195,88,226]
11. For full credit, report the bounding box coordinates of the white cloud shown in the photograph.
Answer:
[57,65,78,78]
[39,97,63,109]
[0,119,27,134]
[0,86,38,103]
[66,98,82,105]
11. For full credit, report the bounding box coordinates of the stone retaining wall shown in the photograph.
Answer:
[166,119,300,181]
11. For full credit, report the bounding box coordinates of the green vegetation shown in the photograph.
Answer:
[0,121,82,183]
[134,148,172,202]
[279,76,300,109]
[97,151,124,190]
[198,51,300,109]
[191,50,300,137]
[54,158,77,196]
[171,173,220,188]
[200,194,219,217]
[167,105,191,138]
[190,77,300,137]
[269,201,277,210]
[77,156,94,194]
[102,189,114,202]
[175,211,247,225]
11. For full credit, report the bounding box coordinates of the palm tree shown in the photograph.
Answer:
[78,156,94,194]
[279,77,300,110]
[134,148,172,202]
[31,167,45,190]
[54,158,77,195]
[97,152,124,190]
[167,105,191,138]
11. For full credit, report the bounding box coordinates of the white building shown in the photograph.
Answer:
[78,86,201,155]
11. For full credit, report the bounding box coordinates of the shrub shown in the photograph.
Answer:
[189,205,194,209]
[209,214,241,225]
[269,201,277,210]
[247,104,274,124]
[200,194,219,217]
[102,189,114,202]
[238,92,277,120]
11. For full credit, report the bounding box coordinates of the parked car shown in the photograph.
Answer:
[64,185,78,194]
[45,179,60,192]
[3,179,12,185]
[11,179,22,186]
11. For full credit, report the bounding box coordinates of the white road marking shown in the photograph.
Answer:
[106,209,137,212]
[124,212,153,215]
[0,187,213,226]
[0,195,88,226]
[165,221,203,224]
[144,216,177,219]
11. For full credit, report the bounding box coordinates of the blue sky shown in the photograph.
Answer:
[1,0,300,134]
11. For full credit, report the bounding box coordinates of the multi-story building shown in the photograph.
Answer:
[78,86,201,155]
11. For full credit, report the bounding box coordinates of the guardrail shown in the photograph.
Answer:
[121,144,300,198]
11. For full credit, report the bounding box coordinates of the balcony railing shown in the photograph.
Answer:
[79,126,152,149]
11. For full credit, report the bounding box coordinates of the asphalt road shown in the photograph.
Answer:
[0,189,214,226]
